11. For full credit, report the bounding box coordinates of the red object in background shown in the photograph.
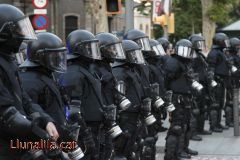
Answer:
[155,1,161,16]
[32,0,48,9]
[32,15,48,30]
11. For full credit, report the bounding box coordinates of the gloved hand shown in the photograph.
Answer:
[81,128,96,154]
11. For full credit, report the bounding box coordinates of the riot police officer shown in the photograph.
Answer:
[0,4,58,159]
[64,30,122,160]
[125,29,163,160]
[189,34,214,138]
[229,37,240,89]
[157,37,174,56]
[163,39,200,160]
[224,37,240,127]
[95,32,127,160]
[207,33,235,132]
[141,39,176,159]
[20,32,84,160]
[112,39,156,160]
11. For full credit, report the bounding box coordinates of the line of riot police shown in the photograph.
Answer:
[1,4,240,160]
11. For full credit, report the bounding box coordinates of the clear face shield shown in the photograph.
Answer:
[127,49,145,64]
[37,48,67,73]
[176,46,193,58]
[0,17,37,40]
[135,37,151,51]
[224,39,230,48]
[13,17,37,40]
[104,43,126,60]
[152,44,166,56]
[75,40,102,60]
[166,43,174,55]
[196,41,206,52]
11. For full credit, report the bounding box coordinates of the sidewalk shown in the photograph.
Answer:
[155,119,240,160]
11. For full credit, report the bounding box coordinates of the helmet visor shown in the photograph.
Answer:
[196,41,206,51]
[14,17,37,40]
[176,46,193,58]
[135,37,151,51]
[105,43,126,60]
[152,44,166,56]
[76,41,102,60]
[37,48,67,73]
[127,49,145,64]
[224,39,230,48]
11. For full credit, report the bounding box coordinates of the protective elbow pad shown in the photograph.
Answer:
[0,106,32,137]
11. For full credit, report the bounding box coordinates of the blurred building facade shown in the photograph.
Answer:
[0,0,151,39]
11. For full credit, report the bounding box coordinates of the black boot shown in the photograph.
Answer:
[209,109,222,132]
[218,124,229,130]
[186,148,198,155]
[198,130,212,135]
[190,135,202,141]
[225,106,234,128]
[210,127,223,132]
[178,152,191,159]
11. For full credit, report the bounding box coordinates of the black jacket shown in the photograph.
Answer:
[112,63,144,112]
[20,69,66,136]
[0,54,53,140]
[163,55,194,95]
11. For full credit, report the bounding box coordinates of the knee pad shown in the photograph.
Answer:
[165,135,178,158]
[169,125,182,136]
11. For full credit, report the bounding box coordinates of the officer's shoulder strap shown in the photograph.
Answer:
[72,64,104,107]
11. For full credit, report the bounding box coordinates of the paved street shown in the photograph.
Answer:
[155,117,240,160]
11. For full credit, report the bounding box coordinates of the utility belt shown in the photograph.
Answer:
[172,93,193,109]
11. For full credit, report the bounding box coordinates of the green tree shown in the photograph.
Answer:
[152,0,239,48]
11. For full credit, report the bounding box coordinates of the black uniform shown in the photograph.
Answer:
[64,58,119,160]
[0,54,53,159]
[164,55,196,160]
[207,47,231,130]
[0,4,54,159]
[191,54,216,135]
[20,69,66,134]
[112,62,145,159]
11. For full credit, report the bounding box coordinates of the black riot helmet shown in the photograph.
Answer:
[189,34,206,52]
[66,29,101,60]
[229,37,240,55]
[0,4,37,53]
[122,40,145,64]
[157,37,170,52]
[149,39,166,57]
[20,32,67,73]
[175,39,195,59]
[124,29,151,51]
[212,33,230,49]
[95,32,125,62]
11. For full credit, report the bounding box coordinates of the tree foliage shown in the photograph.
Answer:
[153,0,239,41]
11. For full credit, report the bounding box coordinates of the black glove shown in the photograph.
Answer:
[79,127,96,157]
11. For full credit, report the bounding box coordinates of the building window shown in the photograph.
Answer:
[65,16,78,38]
